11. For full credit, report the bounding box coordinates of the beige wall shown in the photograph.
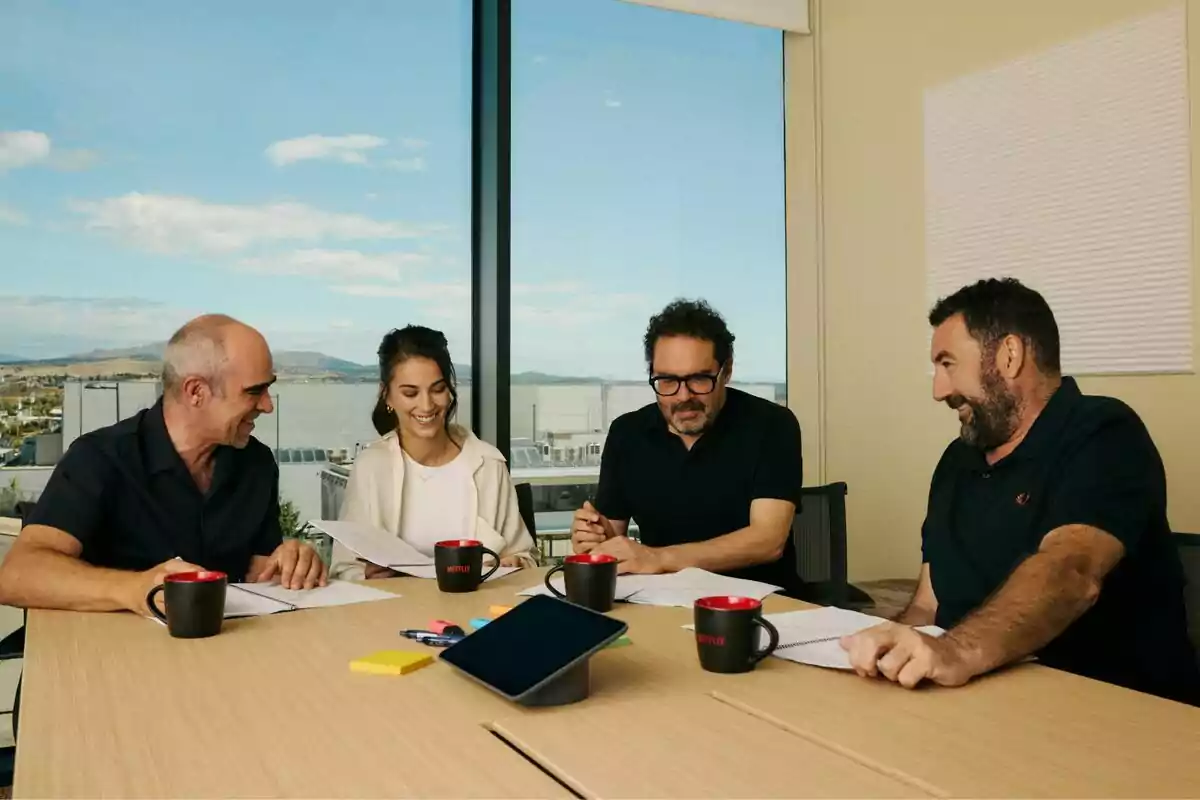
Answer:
[787,0,1200,581]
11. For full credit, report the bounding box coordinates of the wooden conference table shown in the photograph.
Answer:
[14,569,1200,798]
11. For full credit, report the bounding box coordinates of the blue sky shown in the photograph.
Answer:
[0,0,786,381]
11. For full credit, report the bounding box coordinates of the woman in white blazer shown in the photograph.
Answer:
[331,326,537,580]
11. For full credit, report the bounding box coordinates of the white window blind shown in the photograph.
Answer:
[924,5,1192,374]
[618,0,809,33]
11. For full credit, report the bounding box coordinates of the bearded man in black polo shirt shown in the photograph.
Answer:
[570,299,806,597]
[842,278,1199,705]
[0,314,326,616]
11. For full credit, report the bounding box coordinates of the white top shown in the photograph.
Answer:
[398,448,474,556]
[331,426,537,580]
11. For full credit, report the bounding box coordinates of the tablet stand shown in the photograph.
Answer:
[517,661,590,707]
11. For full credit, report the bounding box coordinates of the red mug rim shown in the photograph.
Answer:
[564,553,618,565]
[695,595,761,612]
[165,570,227,584]
[436,539,481,548]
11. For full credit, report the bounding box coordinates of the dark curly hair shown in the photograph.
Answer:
[929,278,1061,374]
[643,299,735,372]
[371,325,459,436]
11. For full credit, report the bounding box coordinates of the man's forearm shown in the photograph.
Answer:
[659,525,786,573]
[947,550,1101,676]
[0,548,136,612]
[894,598,936,626]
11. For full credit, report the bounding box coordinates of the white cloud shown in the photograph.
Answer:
[265,134,387,166]
[0,130,51,172]
[333,282,469,301]
[604,98,623,109]
[70,192,432,254]
[400,138,429,150]
[510,288,651,329]
[50,148,101,172]
[0,204,28,226]
[0,295,190,358]
[237,249,429,282]
[383,157,426,173]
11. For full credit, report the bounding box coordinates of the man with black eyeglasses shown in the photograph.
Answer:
[570,299,806,596]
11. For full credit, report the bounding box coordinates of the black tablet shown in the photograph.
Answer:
[438,594,627,702]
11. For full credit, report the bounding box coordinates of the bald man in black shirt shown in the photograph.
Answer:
[0,315,327,616]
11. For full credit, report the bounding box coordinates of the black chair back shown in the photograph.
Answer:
[792,482,871,609]
[515,482,536,543]
[14,501,35,526]
[1177,533,1200,664]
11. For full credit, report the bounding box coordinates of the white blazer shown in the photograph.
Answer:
[330,425,537,579]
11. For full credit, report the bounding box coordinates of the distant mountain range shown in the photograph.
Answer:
[0,343,784,388]
[0,342,608,384]
[0,342,378,379]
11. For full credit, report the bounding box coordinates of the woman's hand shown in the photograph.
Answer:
[499,555,526,568]
[362,560,399,580]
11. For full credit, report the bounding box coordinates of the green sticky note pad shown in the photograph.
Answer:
[350,650,433,676]
[606,634,631,649]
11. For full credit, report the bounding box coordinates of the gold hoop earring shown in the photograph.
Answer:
[386,404,393,413]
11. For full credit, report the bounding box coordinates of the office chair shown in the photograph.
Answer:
[1177,532,1200,666]
[515,482,537,543]
[792,483,873,609]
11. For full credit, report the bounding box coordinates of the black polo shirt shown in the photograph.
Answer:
[595,387,805,595]
[27,398,281,581]
[922,377,1200,705]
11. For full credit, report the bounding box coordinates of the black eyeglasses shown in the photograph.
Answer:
[648,364,725,397]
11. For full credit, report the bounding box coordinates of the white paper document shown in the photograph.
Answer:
[629,568,781,608]
[224,580,400,618]
[307,519,433,568]
[394,564,522,582]
[519,567,781,608]
[733,606,944,671]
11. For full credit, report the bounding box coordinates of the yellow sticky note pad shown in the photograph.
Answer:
[350,650,434,676]
[489,605,513,617]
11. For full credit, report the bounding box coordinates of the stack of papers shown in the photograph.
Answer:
[306,520,433,568]
[684,606,944,670]
[307,520,520,581]
[519,567,781,608]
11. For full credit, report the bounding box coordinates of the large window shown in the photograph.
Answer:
[0,0,788,544]
[510,0,787,542]
[0,1,472,521]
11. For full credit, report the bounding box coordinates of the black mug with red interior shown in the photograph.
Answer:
[434,539,500,592]
[544,553,619,612]
[693,595,780,673]
[146,570,228,639]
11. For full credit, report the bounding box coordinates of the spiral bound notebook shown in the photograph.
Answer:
[764,607,945,670]
[683,606,944,670]
[149,580,400,623]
